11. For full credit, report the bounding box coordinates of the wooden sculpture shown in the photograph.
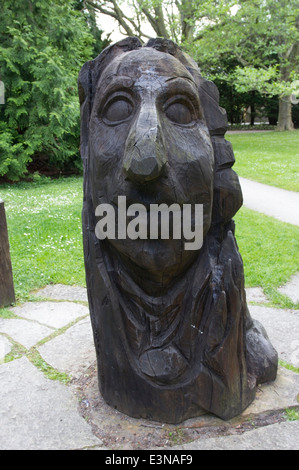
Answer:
[78,38,278,423]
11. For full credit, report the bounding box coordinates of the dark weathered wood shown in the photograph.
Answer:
[78,37,278,423]
[0,199,15,307]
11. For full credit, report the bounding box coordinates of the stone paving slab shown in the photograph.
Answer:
[38,317,95,379]
[278,272,299,304]
[170,421,299,450]
[0,318,53,349]
[245,287,269,303]
[11,301,89,329]
[35,284,88,303]
[249,305,299,368]
[0,356,103,450]
[0,335,12,362]
[242,365,299,415]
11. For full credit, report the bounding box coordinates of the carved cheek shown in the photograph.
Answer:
[163,124,213,179]
[88,118,131,207]
[89,116,128,170]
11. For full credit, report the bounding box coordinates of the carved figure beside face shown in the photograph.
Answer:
[79,38,278,423]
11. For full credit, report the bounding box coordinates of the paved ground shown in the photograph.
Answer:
[0,178,298,450]
[239,177,299,226]
[0,281,298,450]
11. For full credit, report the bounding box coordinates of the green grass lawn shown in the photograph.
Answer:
[0,175,298,308]
[226,130,299,192]
[0,176,85,302]
[234,206,299,307]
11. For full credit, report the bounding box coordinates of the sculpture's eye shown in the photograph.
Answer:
[102,97,133,123]
[165,100,193,125]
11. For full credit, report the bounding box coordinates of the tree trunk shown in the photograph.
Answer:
[180,0,195,42]
[277,95,294,131]
[250,90,256,126]
[276,35,297,132]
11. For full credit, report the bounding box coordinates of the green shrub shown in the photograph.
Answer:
[0,0,94,180]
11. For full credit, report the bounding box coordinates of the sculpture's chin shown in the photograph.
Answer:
[108,238,201,290]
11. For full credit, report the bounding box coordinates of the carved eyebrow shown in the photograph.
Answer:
[164,76,198,91]
[161,76,198,97]
[165,75,195,84]
[161,76,199,100]
[98,76,135,97]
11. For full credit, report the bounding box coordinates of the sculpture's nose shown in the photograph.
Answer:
[123,104,166,183]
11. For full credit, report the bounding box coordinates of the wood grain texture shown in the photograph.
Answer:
[0,200,15,307]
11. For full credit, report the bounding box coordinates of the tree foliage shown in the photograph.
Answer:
[0,0,100,181]
[188,0,298,129]
[88,0,299,129]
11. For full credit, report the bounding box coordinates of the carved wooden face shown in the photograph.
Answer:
[89,48,214,286]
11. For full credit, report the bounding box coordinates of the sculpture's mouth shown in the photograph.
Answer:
[111,189,211,209]
[94,194,204,243]
[93,192,208,290]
